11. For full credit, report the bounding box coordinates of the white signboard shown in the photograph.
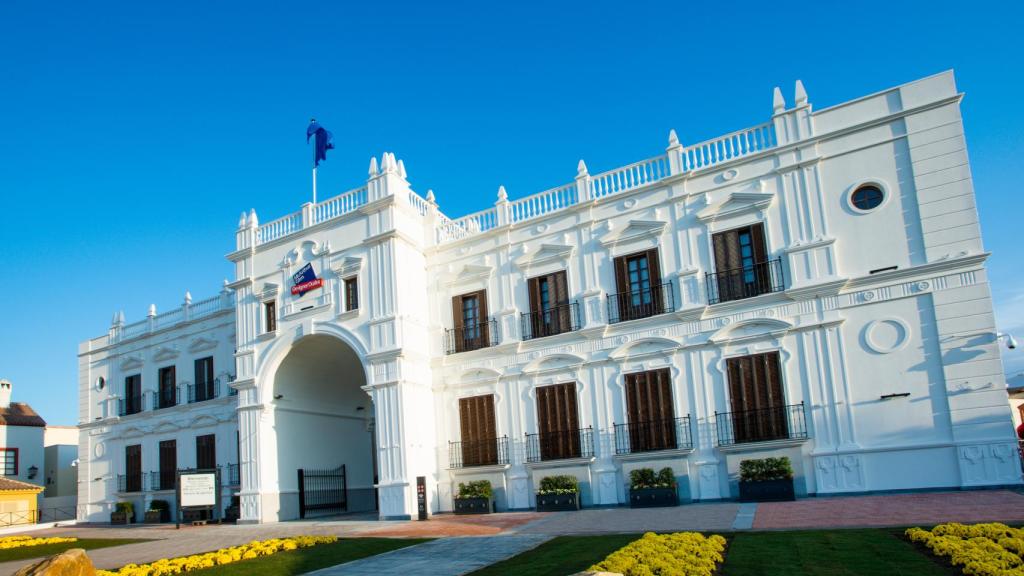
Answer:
[180,473,217,507]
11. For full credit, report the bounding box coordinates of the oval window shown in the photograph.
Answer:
[94,376,105,391]
[851,185,884,211]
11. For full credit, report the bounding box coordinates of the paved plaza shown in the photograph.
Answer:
[3,490,1024,575]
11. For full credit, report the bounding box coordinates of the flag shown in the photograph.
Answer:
[306,119,334,167]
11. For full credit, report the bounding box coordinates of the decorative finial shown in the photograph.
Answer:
[117,310,125,324]
[772,87,786,113]
[794,79,808,106]
[397,159,407,179]
[368,156,379,176]
[381,152,394,172]
[668,129,679,146]
[426,189,436,204]
[184,291,192,305]
[248,209,259,227]
[577,159,588,177]
[147,304,156,317]
[111,312,119,326]
[497,185,508,202]
[237,212,247,230]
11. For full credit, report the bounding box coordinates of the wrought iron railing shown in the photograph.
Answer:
[706,258,785,304]
[444,319,498,354]
[188,380,220,403]
[225,463,241,486]
[520,302,580,340]
[526,427,595,463]
[148,470,177,491]
[156,386,179,410]
[614,416,693,454]
[118,396,144,416]
[117,472,144,493]
[449,436,510,469]
[715,402,808,446]
[607,282,675,324]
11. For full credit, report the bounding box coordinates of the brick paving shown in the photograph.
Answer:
[517,502,742,535]
[361,512,545,537]
[753,489,1024,529]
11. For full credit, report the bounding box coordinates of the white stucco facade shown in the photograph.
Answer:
[78,70,1020,523]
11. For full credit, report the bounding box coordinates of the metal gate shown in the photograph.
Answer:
[297,464,347,519]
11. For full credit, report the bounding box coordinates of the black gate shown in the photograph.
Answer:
[298,465,347,519]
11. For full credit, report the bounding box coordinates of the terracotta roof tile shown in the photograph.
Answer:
[0,403,46,428]
[0,477,43,492]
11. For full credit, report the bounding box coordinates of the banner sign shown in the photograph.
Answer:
[180,473,217,507]
[291,263,324,296]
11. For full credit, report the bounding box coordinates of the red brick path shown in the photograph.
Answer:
[753,490,1024,529]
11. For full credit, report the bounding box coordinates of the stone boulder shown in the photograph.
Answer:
[13,548,95,576]
[569,572,623,576]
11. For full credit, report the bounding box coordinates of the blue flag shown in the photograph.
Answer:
[306,119,334,167]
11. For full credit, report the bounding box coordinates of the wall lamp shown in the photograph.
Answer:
[27,466,38,479]
[273,394,284,400]
[998,333,1018,350]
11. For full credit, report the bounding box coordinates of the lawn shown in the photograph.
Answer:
[466,530,955,576]
[182,537,430,575]
[0,538,150,563]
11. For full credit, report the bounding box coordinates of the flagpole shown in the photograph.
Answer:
[312,149,318,206]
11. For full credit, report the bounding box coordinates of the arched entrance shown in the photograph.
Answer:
[270,334,376,519]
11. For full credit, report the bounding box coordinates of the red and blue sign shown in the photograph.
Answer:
[290,263,324,296]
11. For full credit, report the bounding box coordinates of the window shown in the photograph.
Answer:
[449,291,490,353]
[196,434,216,470]
[535,383,581,460]
[125,444,142,492]
[264,300,276,333]
[726,352,789,443]
[344,277,359,312]
[851,184,884,211]
[158,366,176,409]
[194,357,215,402]
[611,249,667,322]
[458,395,498,467]
[624,368,677,452]
[0,449,17,476]
[525,271,573,339]
[124,374,142,415]
[710,223,782,304]
[158,440,176,490]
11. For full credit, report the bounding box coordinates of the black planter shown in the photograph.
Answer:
[144,509,169,523]
[110,511,131,525]
[454,497,492,515]
[739,478,795,502]
[224,504,240,523]
[629,486,679,508]
[536,492,581,512]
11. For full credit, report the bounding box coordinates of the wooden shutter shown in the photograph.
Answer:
[125,444,142,492]
[645,249,662,285]
[159,440,176,489]
[536,383,580,460]
[196,434,216,470]
[459,395,497,466]
[625,369,676,451]
[712,229,741,272]
[749,223,767,263]
[613,256,629,294]
[727,352,787,443]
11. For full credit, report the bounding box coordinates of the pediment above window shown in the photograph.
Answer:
[260,283,279,299]
[189,414,220,429]
[151,421,180,434]
[455,367,502,386]
[152,345,180,363]
[697,191,774,223]
[707,318,793,344]
[331,255,362,278]
[513,244,575,272]
[444,263,495,287]
[188,336,218,354]
[522,353,585,375]
[599,219,668,249]
[609,337,679,360]
[119,354,144,371]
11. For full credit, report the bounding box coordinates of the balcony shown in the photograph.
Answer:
[607,283,675,324]
[448,437,510,469]
[117,472,144,493]
[520,302,580,341]
[155,387,179,410]
[148,470,176,491]
[706,258,785,305]
[444,319,498,355]
[526,427,595,463]
[715,402,808,446]
[225,463,241,486]
[614,416,693,455]
[118,396,144,417]
[187,380,220,404]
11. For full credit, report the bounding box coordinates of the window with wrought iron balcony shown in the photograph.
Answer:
[521,270,580,340]
[714,352,808,446]
[119,374,143,416]
[526,383,594,462]
[156,366,178,409]
[607,249,675,324]
[187,357,219,403]
[446,290,498,354]
[613,368,694,454]
[706,223,785,305]
[450,395,509,468]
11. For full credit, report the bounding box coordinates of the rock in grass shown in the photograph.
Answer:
[13,548,95,576]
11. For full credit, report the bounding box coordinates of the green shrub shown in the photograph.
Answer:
[538,475,579,495]
[148,499,170,511]
[629,467,676,489]
[114,501,134,515]
[456,480,493,499]
[739,456,794,482]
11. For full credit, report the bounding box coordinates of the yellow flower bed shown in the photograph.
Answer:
[589,531,727,576]
[0,535,77,549]
[96,535,338,576]
[906,522,1024,576]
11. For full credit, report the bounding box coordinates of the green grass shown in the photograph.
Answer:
[185,538,430,575]
[466,530,955,576]
[467,534,641,576]
[0,538,150,563]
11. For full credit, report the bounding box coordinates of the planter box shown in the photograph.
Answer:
[224,505,240,523]
[181,509,208,523]
[454,497,492,515]
[536,492,581,512]
[144,509,169,523]
[629,487,678,508]
[739,478,795,502]
[110,511,131,525]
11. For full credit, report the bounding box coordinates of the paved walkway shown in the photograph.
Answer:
[307,535,551,576]
[517,502,741,535]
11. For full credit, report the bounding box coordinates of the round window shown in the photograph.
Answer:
[94,376,105,391]
[851,185,884,211]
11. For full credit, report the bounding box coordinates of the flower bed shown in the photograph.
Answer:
[96,535,338,576]
[0,535,78,549]
[589,531,726,576]
[906,522,1024,576]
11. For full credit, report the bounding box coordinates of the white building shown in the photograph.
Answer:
[78,70,1021,523]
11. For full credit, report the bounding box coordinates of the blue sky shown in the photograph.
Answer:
[1,1,1022,425]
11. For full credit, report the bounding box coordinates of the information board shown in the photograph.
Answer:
[180,473,217,507]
